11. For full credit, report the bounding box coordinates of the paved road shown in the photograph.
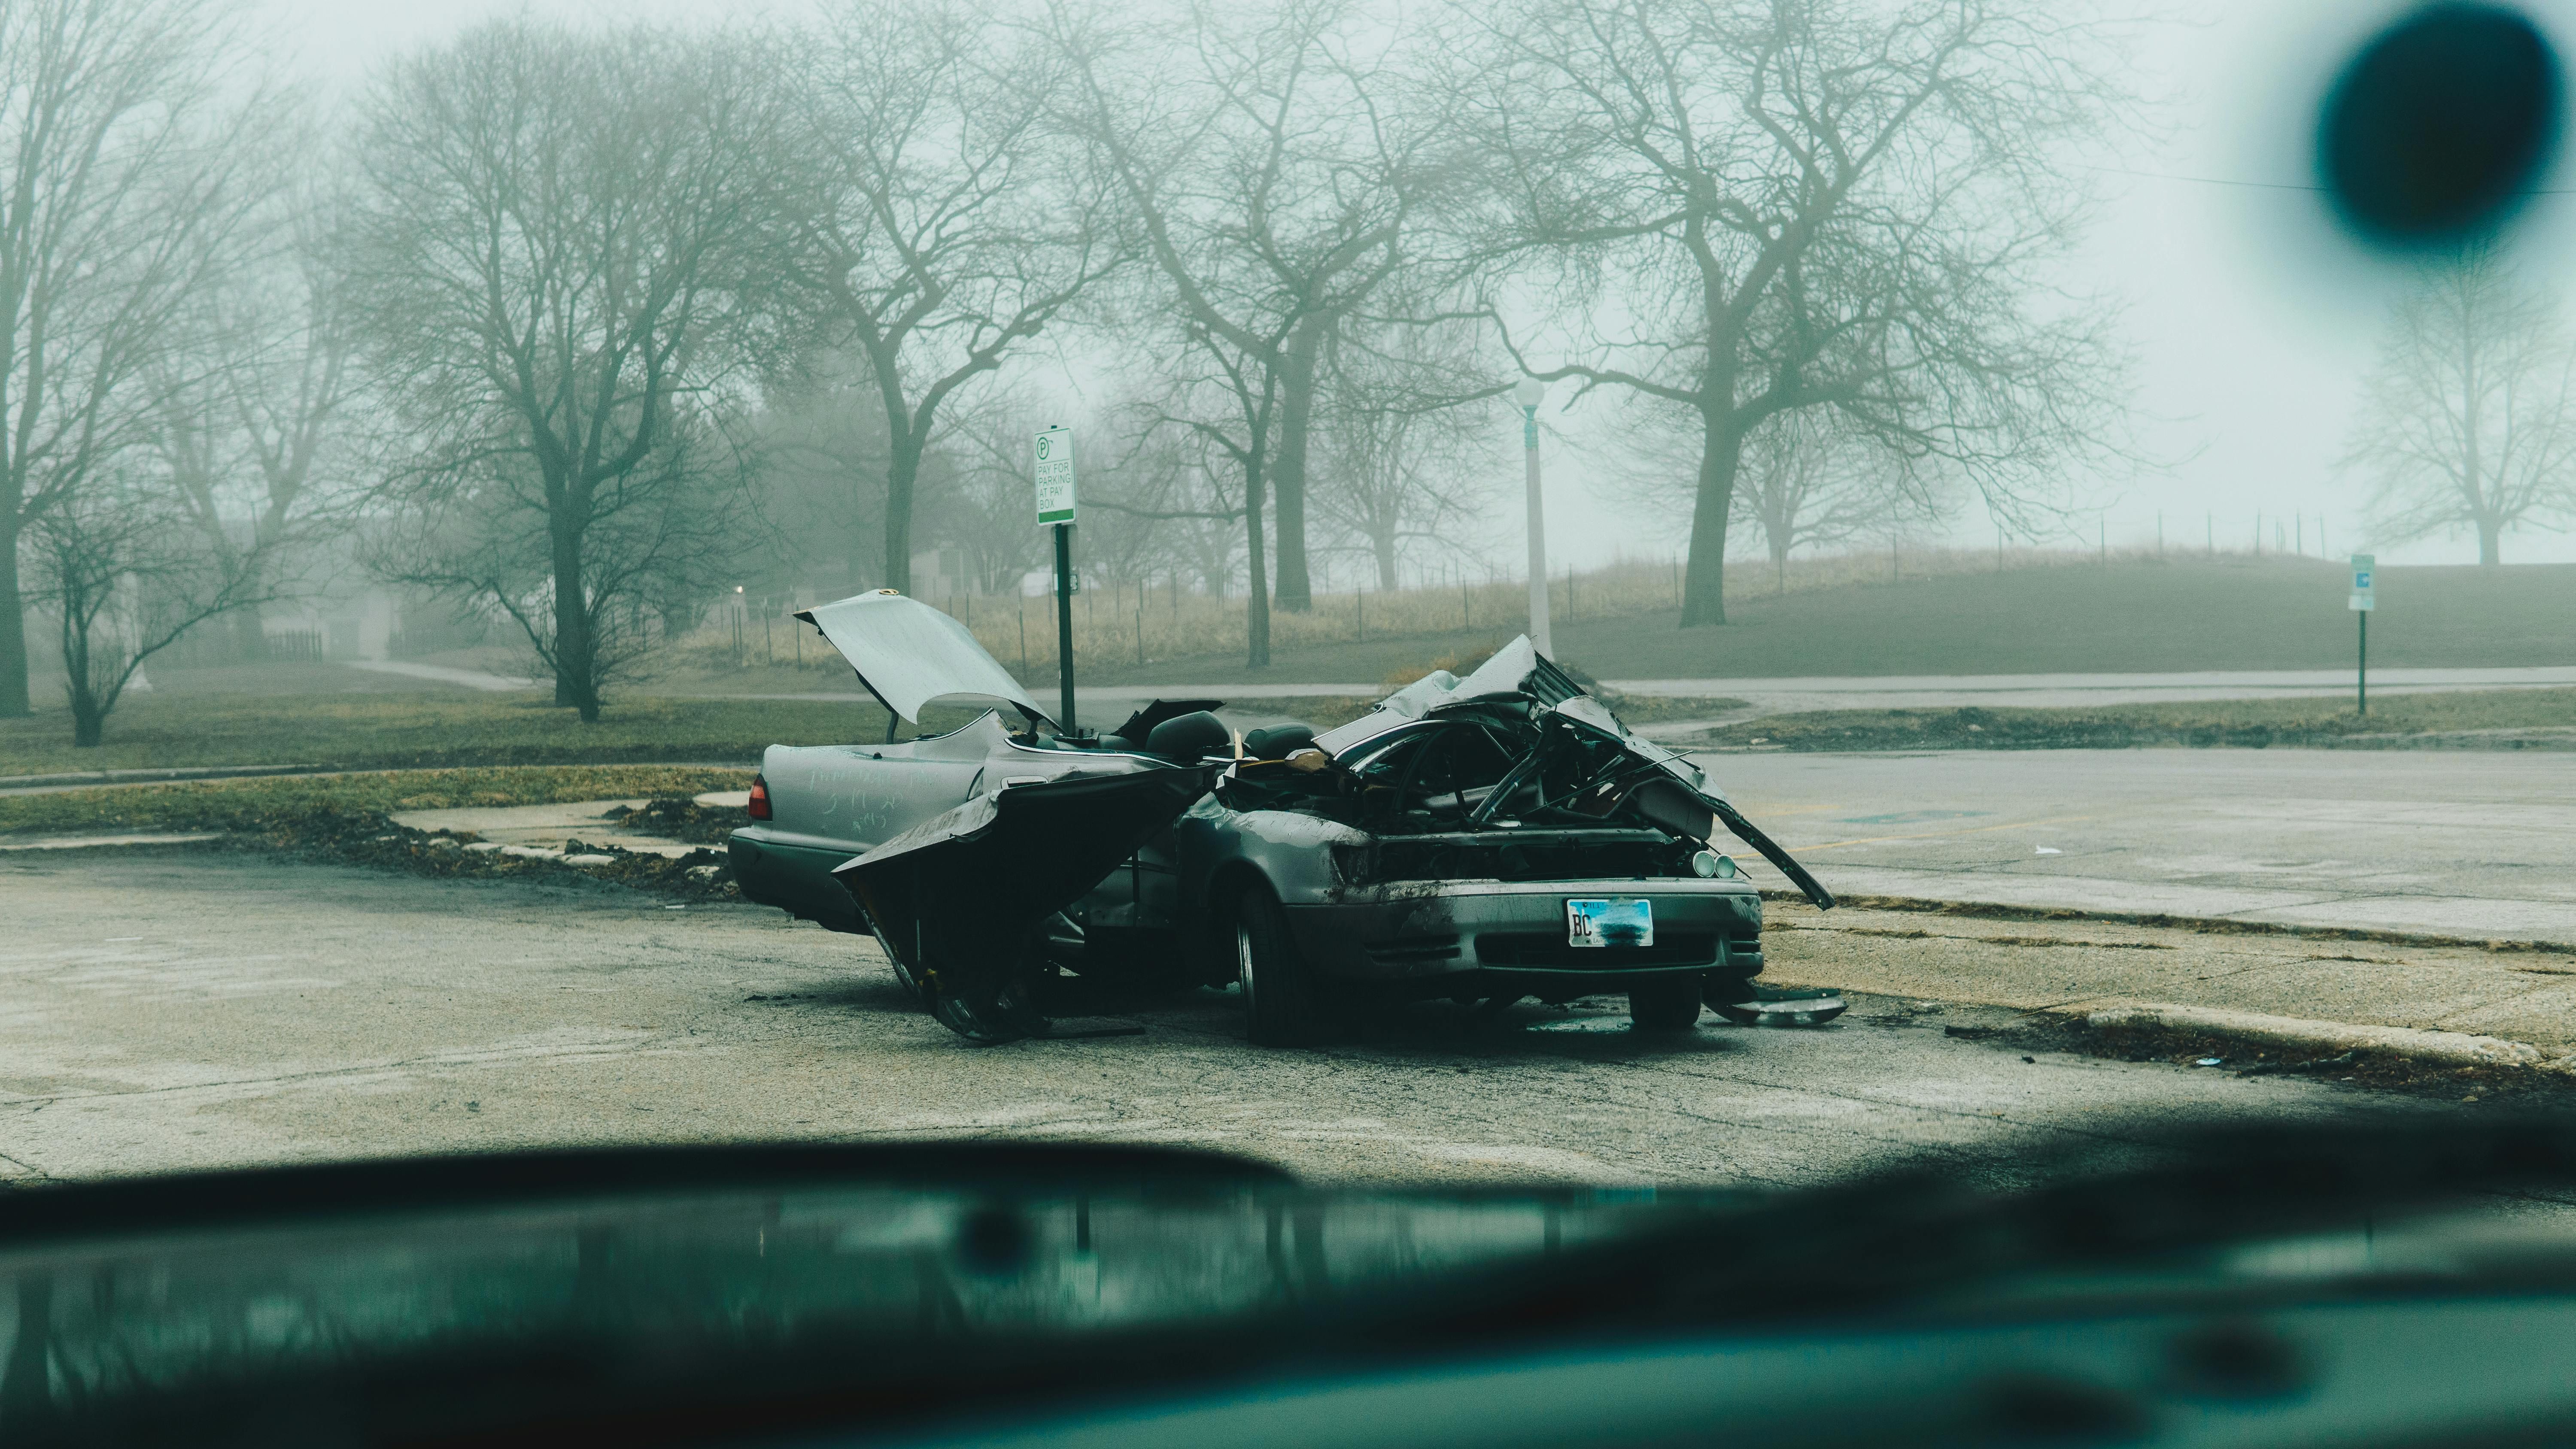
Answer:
[1701,748,2576,944]
[0,853,2421,1191]
[1615,664,2576,714]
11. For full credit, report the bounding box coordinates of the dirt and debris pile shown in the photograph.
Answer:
[221,804,739,902]
[604,797,740,844]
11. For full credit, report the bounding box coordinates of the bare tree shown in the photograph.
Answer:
[349,21,778,720]
[744,348,896,595]
[925,385,1056,596]
[2342,247,2576,565]
[1055,0,1451,615]
[1729,419,1901,593]
[29,464,279,745]
[1141,329,1282,664]
[1462,0,2135,626]
[776,0,1121,598]
[156,169,359,657]
[1618,405,1944,593]
[0,0,276,718]
[1311,312,1491,588]
[1082,408,1248,596]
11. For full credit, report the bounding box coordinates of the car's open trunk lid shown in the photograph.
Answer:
[795,590,1056,728]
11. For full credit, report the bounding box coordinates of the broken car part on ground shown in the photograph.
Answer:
[729,591,1835,1044]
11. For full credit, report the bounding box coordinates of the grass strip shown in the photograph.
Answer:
[1701,688,2576,753]
[0,685,1744,780]
[0,766,753,837]
[0,693,920,778]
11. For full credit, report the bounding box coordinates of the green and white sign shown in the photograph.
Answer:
[2349,553,2376,612]
[1034,426,1076,526]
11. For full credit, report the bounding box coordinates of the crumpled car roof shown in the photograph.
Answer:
[795,590,1055,728]
[1312,637,1581,755]
[1314,637,1697,785]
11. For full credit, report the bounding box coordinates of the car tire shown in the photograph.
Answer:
[1234,886,1326,1047]
[1628,976,1704,1032]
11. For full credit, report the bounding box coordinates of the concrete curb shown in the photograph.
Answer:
[0,831,226,852]
[1,764,324,790]
[1762,888,2576,955]
[2074,1001,2554,1071]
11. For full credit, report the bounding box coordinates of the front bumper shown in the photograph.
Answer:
[1285,878,1763,985]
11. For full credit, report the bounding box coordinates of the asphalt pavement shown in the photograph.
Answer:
[0,853,2422,1191]
[1701,747,2576,945]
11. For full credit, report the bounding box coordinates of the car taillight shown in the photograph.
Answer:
[747,775,772,820]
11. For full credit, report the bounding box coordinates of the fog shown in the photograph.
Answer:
[255,0,2576,573]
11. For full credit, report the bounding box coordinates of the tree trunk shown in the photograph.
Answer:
[883,428,923,596]
[2479,517,2503,566]
[1243,460,1270,670]
[56,594,103,746]
[1269,315,1324,613]
[0,528,28,717]
[230,602,265,661]
[550,512,600,721]
[1772,541,1788,597]
[1679,409,1745,628]
[1373,527,1397,590]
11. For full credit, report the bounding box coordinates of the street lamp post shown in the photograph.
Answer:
[1513,378,1552,656]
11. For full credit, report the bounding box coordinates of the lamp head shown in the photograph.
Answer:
[1510,378,1546,408]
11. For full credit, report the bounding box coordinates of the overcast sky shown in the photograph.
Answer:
[263,0,2576,573]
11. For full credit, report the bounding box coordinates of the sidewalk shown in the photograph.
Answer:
[1768,896,2576,1068]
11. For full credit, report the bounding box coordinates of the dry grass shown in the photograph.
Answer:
[0,693,963,778]
[680,543,2149,679]
[1695,688,2576,752]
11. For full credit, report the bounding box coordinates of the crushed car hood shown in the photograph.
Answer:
[795,590,1056,728]
[1303,637,1833,909]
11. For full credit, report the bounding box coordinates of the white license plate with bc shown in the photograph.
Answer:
[1566,897,1653,948]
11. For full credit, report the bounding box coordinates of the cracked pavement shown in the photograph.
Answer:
[0,852,2433,1190]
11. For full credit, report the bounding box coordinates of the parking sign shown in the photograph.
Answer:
[1034,426,1076,526]
[2349,553,2375,612]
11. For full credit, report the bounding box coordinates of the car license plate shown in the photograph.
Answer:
[1567,897,1653,948]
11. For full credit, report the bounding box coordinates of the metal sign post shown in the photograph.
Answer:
[2349,554,2375,716]
[1035,426,1078,732]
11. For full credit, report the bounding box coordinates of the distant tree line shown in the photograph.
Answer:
[0,0,2142,740]
[2340,246,2576,566]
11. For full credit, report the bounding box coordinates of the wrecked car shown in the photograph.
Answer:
[729,589,1835,1044]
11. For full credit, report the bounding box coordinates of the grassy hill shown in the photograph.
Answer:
[1071,557,2576,685]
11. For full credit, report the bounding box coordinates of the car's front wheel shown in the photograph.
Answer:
[1628,976,1704,1032]
[1234,886,1326,1047]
